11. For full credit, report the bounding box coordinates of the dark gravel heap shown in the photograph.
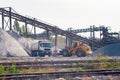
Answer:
[93,43,120,56]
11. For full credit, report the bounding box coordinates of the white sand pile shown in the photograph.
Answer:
[0,29,29,57]
[0,31,8,56]
[7,31,31,55]
[18,37,32,55]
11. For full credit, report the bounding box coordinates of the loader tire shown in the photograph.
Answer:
[76,49,86,57]
[62,49,69,57]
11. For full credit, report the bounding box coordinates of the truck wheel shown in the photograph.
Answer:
[39,53,45,57]
[39,54,45,57]
[31,51,38,57]
[48,53,52,57]
[62,49,69,57]
[76,49,86,57]
[38,51,45,57]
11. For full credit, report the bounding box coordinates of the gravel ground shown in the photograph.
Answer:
[52,75,120,80]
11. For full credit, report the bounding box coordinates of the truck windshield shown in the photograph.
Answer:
[40,43,52,47]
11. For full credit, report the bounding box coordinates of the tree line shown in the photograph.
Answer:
[13,20,31,36]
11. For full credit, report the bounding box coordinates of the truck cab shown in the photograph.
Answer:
[38,41,53,56]
[31,41,53,57]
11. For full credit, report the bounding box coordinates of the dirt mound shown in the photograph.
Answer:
[0,29,29,57]
[92,43,120,56]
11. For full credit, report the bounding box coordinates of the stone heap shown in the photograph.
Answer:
[0,29,29,57]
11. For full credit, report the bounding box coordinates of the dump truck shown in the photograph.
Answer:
[61,41,92,57]
[31,40,53,57]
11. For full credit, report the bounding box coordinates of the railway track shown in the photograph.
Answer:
[0,69,120,80]
[0,57,120,69]
[0,57,119,79]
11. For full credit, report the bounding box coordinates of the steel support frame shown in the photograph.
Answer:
[2,9,4,29]
[25,22,28,37]
[46,30,50,40]
[0,7,98,47]
[90,25,95,50]
[65,36,68,48]
[54,26,58,54]
[9,7,12,30]
[1,7,12,30]
[33,18,36,39]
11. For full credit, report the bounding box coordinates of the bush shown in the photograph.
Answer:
[0,64,5,74]
[95,53,120,70]
[6,64,19,73]
[0,62,20,74]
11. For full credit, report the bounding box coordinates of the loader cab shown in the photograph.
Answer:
[72,42,77,47]
[72,41,83,47]
[61,40,92,57]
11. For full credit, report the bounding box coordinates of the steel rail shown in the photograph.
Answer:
[0,57,119,69]
[0,69,120,79]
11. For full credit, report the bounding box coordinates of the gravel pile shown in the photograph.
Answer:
[0,29,29,57]
[7,30,20,39]
[92,43,120,56]
[7,31,31,55]
[0,30,8,56]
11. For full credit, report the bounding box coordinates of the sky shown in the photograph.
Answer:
[0,0,120,34]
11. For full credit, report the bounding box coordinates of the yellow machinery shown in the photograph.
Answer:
[61,41,92,57]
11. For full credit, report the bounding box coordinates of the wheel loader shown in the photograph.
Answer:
[61,41,92,57]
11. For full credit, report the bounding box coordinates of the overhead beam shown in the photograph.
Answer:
[0,7,98,47]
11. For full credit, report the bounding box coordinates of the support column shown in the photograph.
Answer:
[55,34,57,48]
[90,26,93,51]
[9,7,12,30]
[68,28,73,46]
[54,26,58,54]
[119,31,120,40]
[2,9,4,29]
[33,18,36,39]
[65,36,68,48]
[92,25,95,41]
[25,22,28,37]
[34,26,36,39]
[46,30,50,40]
[90,26,93,39]
[69,38,73,46]
[100,26,102,41]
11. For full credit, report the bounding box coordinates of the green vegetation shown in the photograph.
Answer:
[19,54,120,73]
[0,64,5,74]
[6,64,19,74]
[94,53,120,70]
[0,62,19,74]
[0,53,120,74]
[13,19,31,35]
[13,20,21,34]
[20,68,59,74]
